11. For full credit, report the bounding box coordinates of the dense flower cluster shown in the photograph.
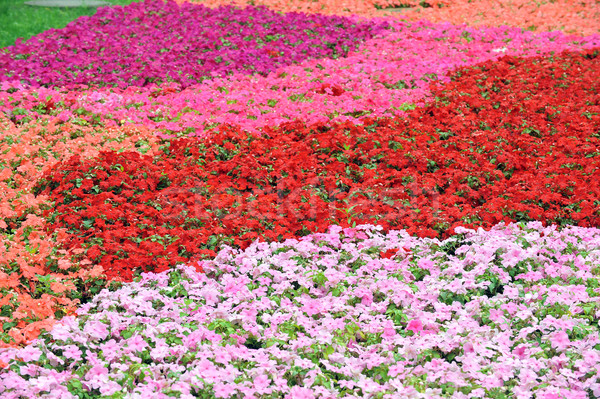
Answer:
[192,0,600,36]
[386,0,600,37]
[0,0,385,89]
[184,0,435,18]
[0,6,598,397]
[2,18,599,135]
[35,49,600,281]
[1,223,600,398]
[0,117,160,346]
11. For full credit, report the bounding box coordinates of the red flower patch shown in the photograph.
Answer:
[35,49,600,282]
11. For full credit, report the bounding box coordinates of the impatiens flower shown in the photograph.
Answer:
[286,386,315,399]
[85,364,108,380]
[31,47,600,284]
[0,0,387,89]
[15,346,42,362]
[252,374,272,395]
[550,330,571,352]
[99,339,121,362]
[61,345,82,361]
[99,380,122,396]
[83,321,109,341]
[406,319,423,334]
[302,299,322,316]
[0,1,600,395]
[489,309,505,323]
[213,383,237,398]
[125,334,148,353]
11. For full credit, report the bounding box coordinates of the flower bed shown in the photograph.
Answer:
[190,0,600,36]
[0,0,386,89]
[2,18,599,135]
[383,0,600,37]
[1,223,600,397]
[32,48,600,283]
[0,119,160,346]
[0,0,600,396]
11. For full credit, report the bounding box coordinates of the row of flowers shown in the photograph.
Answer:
[0,0,386,88]
[30,49,600,283]
[1,223,600,397]
[1,7,599,135]
[192,0,600,36]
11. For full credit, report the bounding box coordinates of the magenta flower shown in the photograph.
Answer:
[0,0,386,89]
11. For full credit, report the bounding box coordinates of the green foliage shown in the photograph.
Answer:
[0,0,143,48]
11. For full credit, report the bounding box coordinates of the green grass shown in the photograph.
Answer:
[0,0,144,48]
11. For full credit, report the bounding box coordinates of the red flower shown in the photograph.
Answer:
[35,49,600,282]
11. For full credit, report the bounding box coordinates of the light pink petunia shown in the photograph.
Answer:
[550,330,571,351]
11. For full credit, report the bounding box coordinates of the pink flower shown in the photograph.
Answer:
[418,259,435,270]
[582,349,599,366]
[381,320,396,339]
[19,364,40,377]
[99,380,122,396]
[360,291,374,307]
[463,342,475,354]
[99,339,120,361]
[85,364,108,380]
[501,302,518,315]
[196,359,216,373]
[512,344,528,359]
[286,386,315,399]
[550,330,570,351]
[62,345,82,361]
[253,374,272,395]
[406,319,423,334]
[388,364,403,378]
[213,383,236,398]
[302,299,322,316]
[537,393,560,399]
[202,287,220,305]
[17,346,42,362]
[518,367,538,386]
[83,321,109,341]
[50,324,74,341]
[126,334,148,353]
[489,309,504,323]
